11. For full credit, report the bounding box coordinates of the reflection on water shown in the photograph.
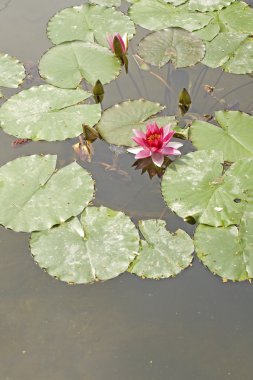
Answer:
[1,0,253,379]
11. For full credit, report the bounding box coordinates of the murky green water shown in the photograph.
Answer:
[1,0,253,379]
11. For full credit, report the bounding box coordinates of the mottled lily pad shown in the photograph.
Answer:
[129,219,194,279]
[0,52,25,88]
[30,206,140,284]
[195,209,253,281]
[0,85,101,141]
[190,111,253,162]
[47,4,134,47]
[89,0,121,5]
[219,1,253,34]
[193,2,253,42]
[202,32,253,74]
[138,28,205,68]
[129,0,212,32]
[165,0,187,6]
[162,150,253,227]
[96,99,176,146]
[188,0,235,12]
[0,155,94,232]
[39,42,121,88]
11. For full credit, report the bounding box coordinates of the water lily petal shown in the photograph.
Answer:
[122,33,128,51]
[116,33,127,53]
[162,124,172,136]
[136,149,151,159]
[106,33,114,52]
[127,146,143,154]
[133,129,146,139]
[168,141,183,149]
[133,136,149,148]
[162,130,175,144]
[161,147,181,156]
[151,152,164,167]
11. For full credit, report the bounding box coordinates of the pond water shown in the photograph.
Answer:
[1,0,253,379]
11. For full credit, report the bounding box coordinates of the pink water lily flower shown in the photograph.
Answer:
[106,32,128,54]
[127,122,183,167]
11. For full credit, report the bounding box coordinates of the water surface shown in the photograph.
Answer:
[1,1,253,379]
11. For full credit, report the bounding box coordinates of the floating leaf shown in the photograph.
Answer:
[129,219,194,279]
[193,2,253,42]
[0,52,25,88]
[129,0,212,32]
[188,0,235,12]
[165,0,187,5]
[39,42,121,88]
[219,2,253,35]
[89,0,121,5]
[0,85,101,141]
[30,206,139,284]
[47,4,134,47]
[190,111,253,162]
[193,15,220,41]
[162,150,253,227]
[195,208,253,281]
[0,155,94,232]
[201,32,253,74]
[137,28,205,68]
[96,99,177,146]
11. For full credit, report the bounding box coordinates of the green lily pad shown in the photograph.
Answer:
[39,41,121,88]
[165,0,187,6]
[190,111,253,162]
[0,85,101,141]
[219,1,253,34]
[0,155,94,232]
[30,206,139,284]
[89,0,121,5]
[129,0,212,32]
[193,2,253,42]
[193,15,221,41]
[96,99,177,146]
[0,52,25,88]
[138,28,205,68]
[195,208,253,281]
[188,0,235,12]
[201,32,253,74]
[47,4,134,47]
[129,219,194,279]
[162,150,253,227]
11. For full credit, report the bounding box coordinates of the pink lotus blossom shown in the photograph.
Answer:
[127,122,183,167]
[106,32,128,54]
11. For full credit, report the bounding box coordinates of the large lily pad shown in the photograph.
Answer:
[129,219,194,279]
[96,99,177,146]
[190,111,253,162]
[89,0,121,5]
[39,42,121,88]
[0,85,101,141]
[129,0,212,32]
[30,206,139,284]
[201,32,253,74]
[0,155,94,232]
[165,0,187,6]
[219,1,253,34]
[138,28,205,68]
[47,4,135,47]
[188,0,235,12]
[162,150,253,227]
[193,2,253,42]
[195,209,253,281]
[0,52,25,88]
